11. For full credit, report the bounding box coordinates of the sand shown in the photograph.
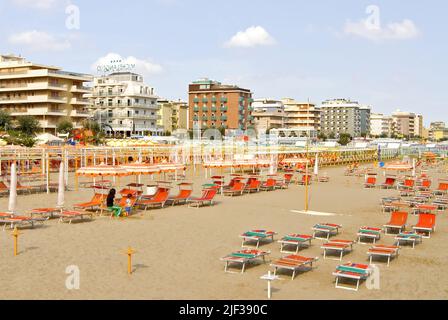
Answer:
[0,164,447,300]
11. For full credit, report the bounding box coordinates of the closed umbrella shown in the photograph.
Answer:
[57,162,65,208]
[8,163,17,214]
[314,153,319,176]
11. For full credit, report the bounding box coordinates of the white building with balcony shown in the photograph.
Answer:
[88,72,161,137]
[251,98,286,133]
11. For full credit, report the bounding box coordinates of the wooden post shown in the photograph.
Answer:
[12,227,20,256]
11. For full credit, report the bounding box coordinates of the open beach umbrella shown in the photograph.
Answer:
[76,162,130,188]
[383,162,413,172]
[314,153,319,176]
[57,162,65,208]
[8,163,17,214]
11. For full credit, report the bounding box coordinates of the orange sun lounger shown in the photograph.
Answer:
[243,177,261,193]
[58,210,94,224]
[137,187,170,210]
[312,223,342,240]
[321,240,354,261]
[367,245,400,266]
[220,249,270,273]
[364,176,377,188]
[73,193,106,212]
[270,255,318,280]
[223,181,245,197]
[0,212,48,230]
[166,183,193,206]
[187,187,218,208]
[412,213,436,238]
[383,211,408,235]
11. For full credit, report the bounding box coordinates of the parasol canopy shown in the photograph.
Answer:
[76,163,130,177]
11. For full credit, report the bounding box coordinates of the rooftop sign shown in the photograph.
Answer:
[97,59,135,74]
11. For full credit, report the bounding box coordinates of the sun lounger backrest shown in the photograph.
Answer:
[404,179,415,187]
[152,188,170,201]
[390,211,408,225]
[266,178,276,186]
[439,182,448,191]
[284,174,293,183]
[385,177,395,185]
[366,177,376,184]
[177,189,192,199]
[204,188,217,200]
[418,213,436,227]
[0,181,8,190]
[233,181,244,191]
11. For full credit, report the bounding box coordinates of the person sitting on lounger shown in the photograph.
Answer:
[107,189,122,217]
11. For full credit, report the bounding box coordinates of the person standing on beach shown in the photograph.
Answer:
[107,189,122,217]
[124,193,133,217]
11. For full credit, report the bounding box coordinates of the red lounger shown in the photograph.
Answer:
[367,245,400,266]
[58,211,94,224]
[187,187,218,208]
[412,213,436,238]
[223,181,245,197]
[73,193,106,211]
[332,263,372,291]
[321,239,354,261]
[383,211,408,235]
[137,187,169,210]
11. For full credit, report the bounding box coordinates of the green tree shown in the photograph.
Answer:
[328,132,336,139]
[16,115,41,136]
[0,110,12,131]
[4,130,37,147]
[57,119,74,135]
[338,133,352,146]
[318,132,327,141]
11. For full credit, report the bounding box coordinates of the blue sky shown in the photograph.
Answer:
[0,0,447,125]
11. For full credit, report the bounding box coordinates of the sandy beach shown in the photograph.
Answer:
[1,164,447,300]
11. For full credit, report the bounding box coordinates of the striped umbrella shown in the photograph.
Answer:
[383,162,413,171]
[121,163,161,175]
[76,163,130,177]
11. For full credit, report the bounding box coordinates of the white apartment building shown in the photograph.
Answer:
[88,72,160,137]
[251,98,286,133]
[370,113,393,137]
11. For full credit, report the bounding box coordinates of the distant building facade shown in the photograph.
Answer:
[0,54,92,133]
[157,99,189,134]
[251,98,285,133]
[188,78,253,131]
[281,98,321,132]
[88,72,160,137]
[370,113,393,137]
[319,98,363,137]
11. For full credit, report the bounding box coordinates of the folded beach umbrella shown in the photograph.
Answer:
[8,163,17,214]
[314,153,319,176]
[57,162,65,208]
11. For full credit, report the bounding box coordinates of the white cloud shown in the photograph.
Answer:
[92,53,163,76]
[8,30,71,51]
[11,0,58,9]
[344,19,421,41]
[224,26,276,48]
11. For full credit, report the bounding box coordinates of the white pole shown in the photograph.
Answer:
[8,163,17,214]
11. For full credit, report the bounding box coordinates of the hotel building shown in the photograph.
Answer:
[88,72,160,137]
[392,110,419,138]
[251,98,285,133]
[319,98,364,137]
[281,98,321,132]
[188,78,253,131]
[0,54,92,133]
[157,99,189,133]
[370,113,394,137]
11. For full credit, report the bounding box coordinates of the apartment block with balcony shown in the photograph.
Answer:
[251,98,285,133]
[392,110,417,138]
[188,78,253,131]
[429,121,447,141]
[88,72,160,137]
[0,54,92,133]
[319,99,364,137]
[281,98,321,131]
[157,99,189,134]
[370,113,394,137]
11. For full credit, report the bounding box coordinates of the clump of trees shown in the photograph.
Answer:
[0,111,40,147]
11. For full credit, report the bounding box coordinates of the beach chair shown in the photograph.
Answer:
[16,181,36,194]
[312,223,341,240]
[380,177,396,189]
[383,211,408,235]
[395,231,422,249]
[278,234,314,253]
[73,193,106,212]
[223,181,245,197]
[276,173,293,189]
[223,176,243,190]
[318,173,330,183]
[58,210,94,224]
[367,245,400,266]
[137,187,169,210]
[398,178,415,196]
[260,178,277,191]
[270,255,319,280]
[433,197,448,211]
[364,175,377,188]
[0,213,48,230]
[412,213,436,238]
[30,208,62,219]
[332,263,372,291]
[243,177,261,193]
[187,187,218,208]
[433,181,448,196]
[240,230,277,248]
[357,226,382,244]
[417,179,432,192]
[321,240,354,261]
[0,181,9,196]
[297,174,312,186]
[220,249,270,273]
[165,183,193,206]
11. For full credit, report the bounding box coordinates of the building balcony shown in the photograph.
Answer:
[71,85,91,93]
[202,107,208,112]
[193,98,200,103]
[70,97,91,105]
[10,107,67,117]
[220,97,227,102]
[0,82,68,92]
[70,110,91,118]
[0,95,67,104]
[193,106,199,112]
[220,106,228,112]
